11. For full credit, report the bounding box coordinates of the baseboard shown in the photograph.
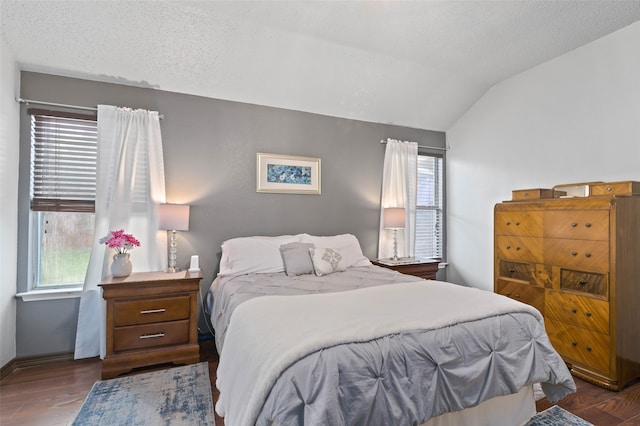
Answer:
[0,352,75,380]
[0,358,17,381]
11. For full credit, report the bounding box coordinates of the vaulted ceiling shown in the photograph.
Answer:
[2,0,640,131]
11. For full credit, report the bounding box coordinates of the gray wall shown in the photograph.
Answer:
[16,71,445,357]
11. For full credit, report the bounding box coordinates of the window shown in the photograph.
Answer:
[28,109,97,288]
[415,152,444,259]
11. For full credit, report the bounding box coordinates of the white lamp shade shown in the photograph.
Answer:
[384,207,405,229]
[158,204,190,231]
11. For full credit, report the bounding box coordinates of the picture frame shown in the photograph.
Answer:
[256,152,321,195]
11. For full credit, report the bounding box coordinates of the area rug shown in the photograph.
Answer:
[72,362,214,425]
[525,405,593,426]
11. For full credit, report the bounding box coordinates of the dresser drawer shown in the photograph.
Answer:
[114,296,191,327]
[512,188,556,201]
[496,235,543,263]
[561,269,608,298]
[498,260,532,282]
[590,181,640,196]
[543,239,609,272]
[113,320,190,352]
[545,290,609,334]
[495,211,542,237]
[496,279,544,313]
[543,210,608,241]
[546,318,610,374]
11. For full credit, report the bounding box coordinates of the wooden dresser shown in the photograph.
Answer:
[100,271,202,379]
[494,181,640,391]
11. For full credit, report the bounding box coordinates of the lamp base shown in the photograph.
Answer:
[164,266,182,273]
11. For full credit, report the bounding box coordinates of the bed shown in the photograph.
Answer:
[210,234,575,426]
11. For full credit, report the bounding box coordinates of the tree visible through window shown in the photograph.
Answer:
[415,153,443,259]
[29,110,97,288]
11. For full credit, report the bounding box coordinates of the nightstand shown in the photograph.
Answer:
[372,258,441,280]
[99,270,202,379]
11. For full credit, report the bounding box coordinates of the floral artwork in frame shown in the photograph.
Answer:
[256,153,321,194]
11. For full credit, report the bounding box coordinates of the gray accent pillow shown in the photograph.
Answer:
[280,242,315,276]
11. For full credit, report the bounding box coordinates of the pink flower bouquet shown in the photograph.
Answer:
[99,229,141,254]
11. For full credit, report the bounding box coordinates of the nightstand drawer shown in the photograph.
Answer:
[114,296,191,326]
[114,320,190,352]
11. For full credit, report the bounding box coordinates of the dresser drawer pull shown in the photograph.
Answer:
[571,223,577,228]
[515,221,520,226]
[586,346,592,352]
[504,291,511,296]
[579,280,587,285]
[585,252,591,258]
[572,341,577,347]
[506,245,511,250]
[515,246,521,251]
[140,308,166,314]
[585,311,592,317]
[514,294,521,299]
[585,223,591,228]
[571,308,577,313]
[571,251,578,256]
[139,333,165,339]
[509,269,516,273]
[506,221,511,226]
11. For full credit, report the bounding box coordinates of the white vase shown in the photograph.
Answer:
[111,253,132,277]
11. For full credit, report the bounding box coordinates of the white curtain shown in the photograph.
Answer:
[74,105,167,360]
[378,139,418,259]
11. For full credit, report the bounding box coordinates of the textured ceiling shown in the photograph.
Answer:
[2,0,640,131]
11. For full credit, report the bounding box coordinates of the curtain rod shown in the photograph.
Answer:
[380,139,449,152]
[16,98,164,119]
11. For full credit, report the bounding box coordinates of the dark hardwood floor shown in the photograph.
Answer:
[1,339,639,425]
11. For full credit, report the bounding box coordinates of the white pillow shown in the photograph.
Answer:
[299,233,371,268]
[219,235,299,276]
[310,247,347,276]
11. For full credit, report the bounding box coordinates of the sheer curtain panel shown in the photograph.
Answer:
[378,139,418,259]
[74,105,167,360]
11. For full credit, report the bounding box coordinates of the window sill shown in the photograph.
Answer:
[16,288,83,302]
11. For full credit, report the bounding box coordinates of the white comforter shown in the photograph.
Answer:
[215,280,542,426]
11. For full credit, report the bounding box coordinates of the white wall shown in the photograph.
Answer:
[0,35,19,367]
[446,21,640,290]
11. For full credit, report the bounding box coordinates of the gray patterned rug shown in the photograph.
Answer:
[72,362,214,425]
[526,405,593,425]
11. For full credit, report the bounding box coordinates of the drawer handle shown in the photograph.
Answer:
[504,291,511,296]
[139,333,165,339]
[586,346,592,352]
[585,311,592,317]
[571,308,577,313]
[514,294,521,299]
[509,269,516,273]
[506,221,511,226]
[585,223,591,228]
[571,251,578,257]
[606,187,612,192]
[585,252,591,258]
[571,223,577,228]
[579,280,587,285]
[140,308,166,314]
[506,245,511,250]
[515,246,521,251]
[572,341,577,347]
[515,221,520,226]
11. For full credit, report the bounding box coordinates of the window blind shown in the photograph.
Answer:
[29,110,98,212]
[415,154,443,258]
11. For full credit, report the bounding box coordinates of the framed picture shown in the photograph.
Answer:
[256,153,321,195]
